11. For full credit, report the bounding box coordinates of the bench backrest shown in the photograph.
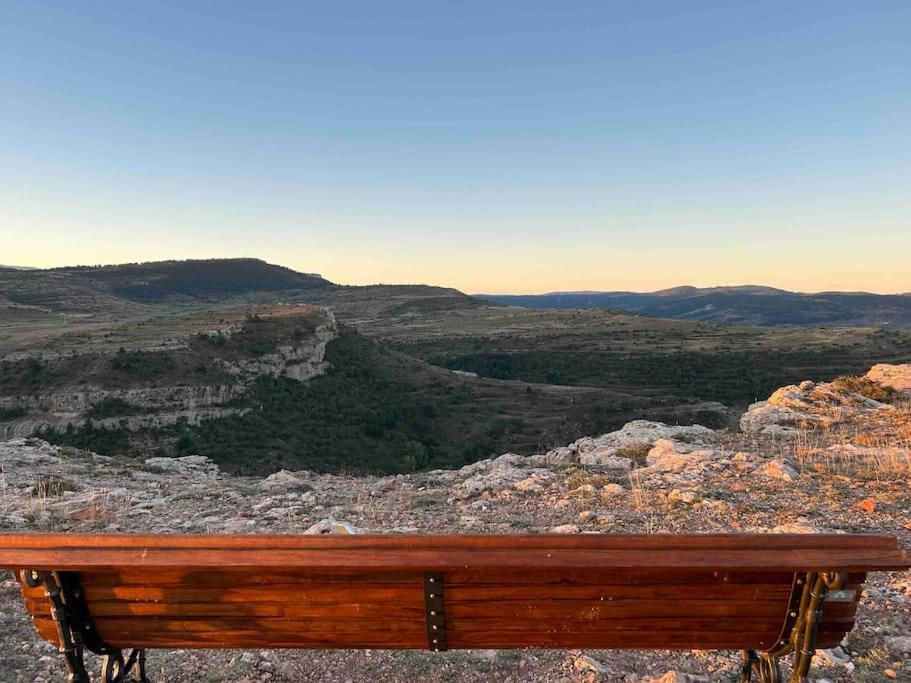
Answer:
[3,534,908,652]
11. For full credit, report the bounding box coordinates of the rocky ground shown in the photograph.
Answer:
[1,365,910,682]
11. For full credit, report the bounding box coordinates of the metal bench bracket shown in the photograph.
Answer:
[740,570,850,683]
[21,569,149,683]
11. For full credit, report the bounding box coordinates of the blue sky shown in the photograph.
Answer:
[2,1,909,292]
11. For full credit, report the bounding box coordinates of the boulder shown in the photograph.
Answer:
[143,455,220,479]
[579,446,632,469]
[573,653,608,675]
[645,439,723,472]
[578,421,715,452]
[259,470,309,491]
[866,364,911,393]
[543,446,578,465]
[887,635,911,654]
[454,466,528,499]
[760,460,799,481]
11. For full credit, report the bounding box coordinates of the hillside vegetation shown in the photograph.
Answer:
[0,258,330,315]
[319,286,911,407]
[48,329,710,474]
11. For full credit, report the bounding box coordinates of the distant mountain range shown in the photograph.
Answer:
[475,286,911,328]
[3,259,910,329]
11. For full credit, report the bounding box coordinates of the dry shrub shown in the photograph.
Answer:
[615,442,651,467]
[30,476,77,498]
[564,467,606,490]
[831,375,898,403]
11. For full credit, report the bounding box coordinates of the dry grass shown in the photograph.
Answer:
[614,442,651,467]
[831,374,899,403]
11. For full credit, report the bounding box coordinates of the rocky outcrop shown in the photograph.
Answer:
[0,407,246,440]
[644,439,729,472]
[866,363,911,393]
[740,379,894,436]
[143,454,221,479]
[516,420,718,469]
[0,384,243,416]
[575,420,717,451]
[0,310,338,442]
[219,309,337,381]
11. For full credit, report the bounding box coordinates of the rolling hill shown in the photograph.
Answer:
[476,286,911,328]
[0,258,331,314]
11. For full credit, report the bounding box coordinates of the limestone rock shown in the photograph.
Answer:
[543,446,578,465]
[579,446,632,469]
[574,653,608,675]
[866,364,911,393]
[740,378,895,436]
[644,671,710,683]
[304,519,366,535]
[812,646,851,666]
[886,635,911,653]
[601,483,626,497]
[259,470,309,492]
[760,460,799,481]
[143,455,220,479]
[645,439,723,472]
[577,421,715,452]
[769,522,826,534]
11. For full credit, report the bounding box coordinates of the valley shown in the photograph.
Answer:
[2,259,910,475]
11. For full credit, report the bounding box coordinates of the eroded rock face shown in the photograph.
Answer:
[219,309,337,381]
[0,407,247,441]
[0,310,338,442]
[0,384,244,416]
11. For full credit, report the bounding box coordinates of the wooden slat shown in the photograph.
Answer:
[1,534,907,572]
[2,533,901,550]
[82,568,421,587]
[80,585,424,604]
[30,620,858,652]
[444,583,794,601]
[3,547,908,571]
[446,599,792,619]
[71,568,801,588]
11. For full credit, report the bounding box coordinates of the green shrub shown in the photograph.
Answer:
[0,406,26,420]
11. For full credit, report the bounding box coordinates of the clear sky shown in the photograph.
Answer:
[2,1,909,294]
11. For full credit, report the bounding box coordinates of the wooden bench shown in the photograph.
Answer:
[1,534,908,683]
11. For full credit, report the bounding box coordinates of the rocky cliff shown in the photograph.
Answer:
[0,308,338,442]
[0,364,909,681]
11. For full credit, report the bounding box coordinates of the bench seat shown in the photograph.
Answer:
[1,533,908,682]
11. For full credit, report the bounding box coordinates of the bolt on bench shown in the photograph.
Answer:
[0,534,907,683]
